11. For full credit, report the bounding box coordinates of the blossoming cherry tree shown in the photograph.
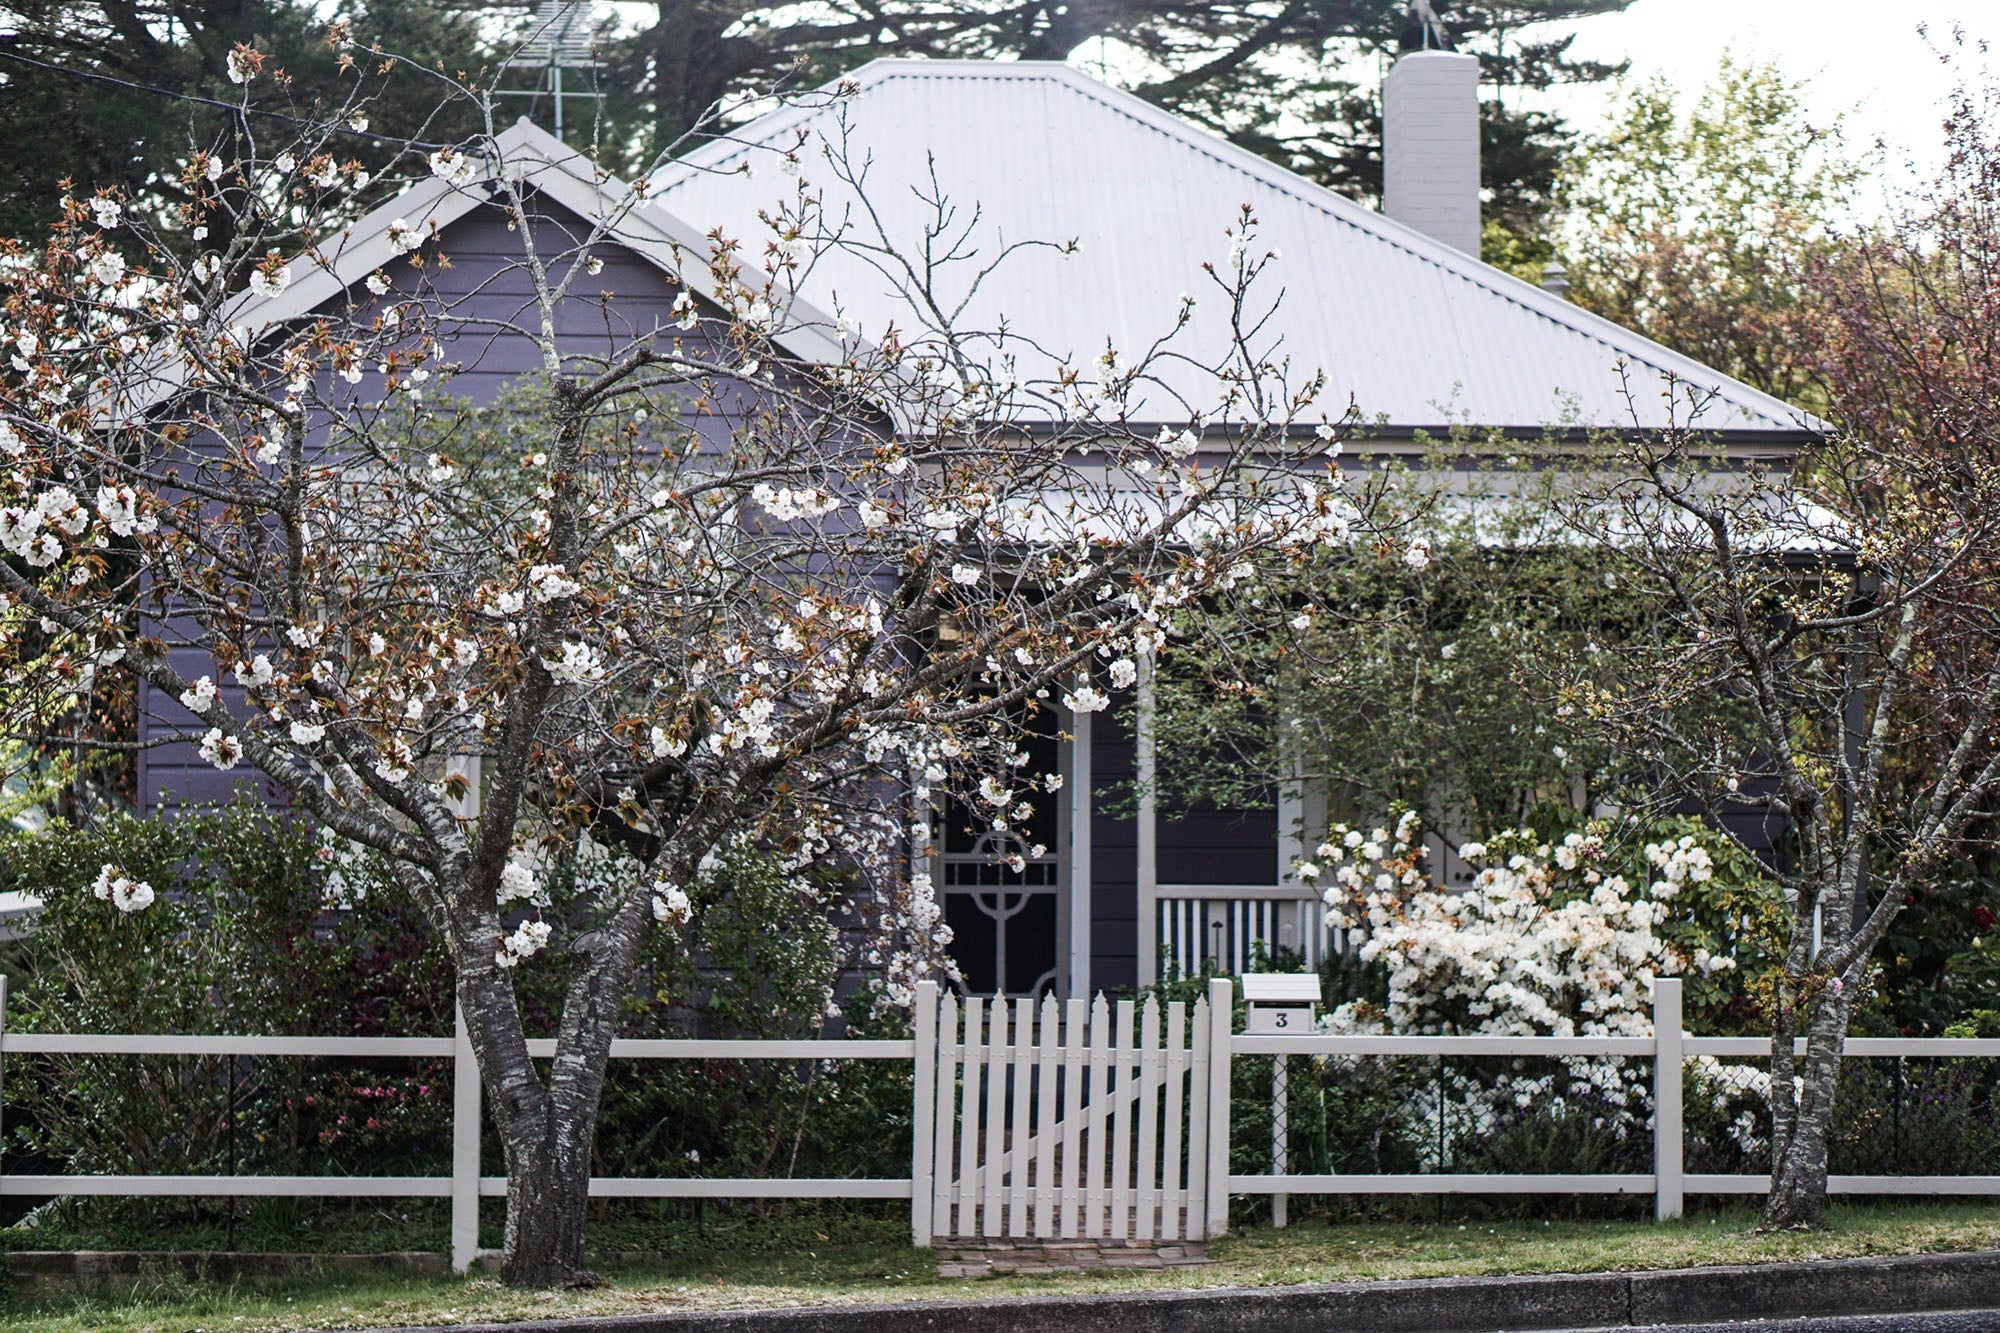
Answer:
[0,38,1374,1283]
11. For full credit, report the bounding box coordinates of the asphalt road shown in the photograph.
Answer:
[1601,1312,2000,1333]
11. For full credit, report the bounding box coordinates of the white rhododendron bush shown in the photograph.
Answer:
[1302,816,1770,1162]
[1316,818,1724,1037]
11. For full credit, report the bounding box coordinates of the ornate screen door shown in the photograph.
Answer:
[938,706,1068,998]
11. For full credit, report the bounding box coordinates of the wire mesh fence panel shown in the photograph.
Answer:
[1828,1055,2000,1178]
[588,1053,915,1185]
[4,1049,457,1186]
[1438,1055,1654,1178]
[1253,1052,1656,1181]
[1684,1054,1773,1177]
[0,1021,922,1263]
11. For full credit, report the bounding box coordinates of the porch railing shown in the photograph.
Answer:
[1148,884,1334,981]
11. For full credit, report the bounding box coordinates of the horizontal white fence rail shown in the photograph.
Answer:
[0,977,917,1273]
[1238,978,2000,1224]
[7,975,2000,1265]
[1232,1036,1657,1056]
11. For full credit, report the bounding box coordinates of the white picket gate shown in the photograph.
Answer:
[909,977,1234,1245]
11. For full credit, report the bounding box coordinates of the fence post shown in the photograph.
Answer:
[1,972,8,1184]
[451,1002,481,1273]
[1204,976,1233,1238]
[1653,976,1684,1222]
[1270,1052,1289,1228]
[910,981,938,1247]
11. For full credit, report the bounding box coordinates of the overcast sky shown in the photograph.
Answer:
[1528,0,2000,191]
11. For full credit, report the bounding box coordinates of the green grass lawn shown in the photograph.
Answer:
[9,1202,2000,1332]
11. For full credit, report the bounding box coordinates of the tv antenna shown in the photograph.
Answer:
[498,1,608,140]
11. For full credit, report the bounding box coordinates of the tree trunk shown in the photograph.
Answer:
[451,952,600,1288]
[1761,987,1850,1229]
[643,1,739,149]
[499,1120,598,1287]
[453,878,660,1286]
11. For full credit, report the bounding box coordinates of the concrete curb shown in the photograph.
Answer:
[366,1248,2000,1333]
[1622,1315,2000,1333]
[1629,1252,2000,1325]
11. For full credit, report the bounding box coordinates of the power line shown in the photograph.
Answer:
[0,48,449,151]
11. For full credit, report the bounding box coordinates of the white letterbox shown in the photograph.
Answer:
[1241,972,1323,1034]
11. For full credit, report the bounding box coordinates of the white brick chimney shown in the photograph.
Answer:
[1382,48,1482,256]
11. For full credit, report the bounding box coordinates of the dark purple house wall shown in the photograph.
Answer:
[1085,688,1278,993]
[384,206,739,422]
[137,195,754,815]
[129,191,1278,995]
[1159,801,1277,886]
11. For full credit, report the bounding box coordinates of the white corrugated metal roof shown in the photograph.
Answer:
[650,59,1816,440]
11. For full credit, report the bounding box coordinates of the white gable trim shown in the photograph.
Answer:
[237,119,847,370]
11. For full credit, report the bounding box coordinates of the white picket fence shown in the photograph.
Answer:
[6,975,2000,1270]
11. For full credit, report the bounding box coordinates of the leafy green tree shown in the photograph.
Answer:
[4,2,1636,255]
[1149,470,1655,844]
[0,1,489,241]
[586,0,1630,244]
[1554,53,1863,410]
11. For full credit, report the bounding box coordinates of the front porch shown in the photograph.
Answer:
[937,671,1347,999]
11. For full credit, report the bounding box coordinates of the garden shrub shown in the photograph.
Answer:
[0,805,453,1198]
[0,809,916,1237]
[1944,934,2000,1019]
[588,848,916,1187]
[1222,813,1786,1215]
[1682,1056,1773,1175]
